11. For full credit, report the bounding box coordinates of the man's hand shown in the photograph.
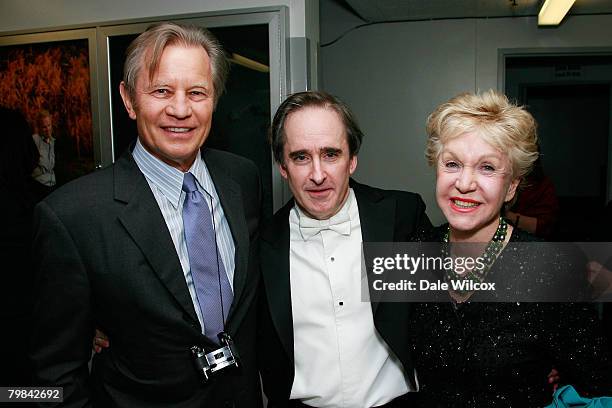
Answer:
[93,329,109,354]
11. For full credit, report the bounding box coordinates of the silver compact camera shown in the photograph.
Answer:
[191,332,240,382]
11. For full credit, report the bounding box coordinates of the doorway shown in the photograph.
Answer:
[505,55,612,241]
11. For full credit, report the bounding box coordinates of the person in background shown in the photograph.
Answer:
[409,90,612,407]
[30,22,262,407]
[505,153,559,239]
[31,109,56,200]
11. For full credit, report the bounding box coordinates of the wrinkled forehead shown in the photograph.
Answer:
[284,106,347,144]
[140,43,210,82]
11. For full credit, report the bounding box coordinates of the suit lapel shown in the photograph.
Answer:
[261,201,294,361]
[263,184,399,361]
[203,150,250,331]
[114,152,200,325]
[352,181,397,315]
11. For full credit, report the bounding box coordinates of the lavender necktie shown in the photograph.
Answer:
[182,172,233,343]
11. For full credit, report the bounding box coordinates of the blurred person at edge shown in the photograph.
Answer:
[409,90,612,407]
[0,106,38,386]
[30,22,262,407]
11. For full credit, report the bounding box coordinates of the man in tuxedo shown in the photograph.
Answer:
[258,91,431,407]
[30,22,262,407]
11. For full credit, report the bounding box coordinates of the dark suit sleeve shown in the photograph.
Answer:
[395,192,432,241]
[249,160,263,234]
[541,302,612,395]
[414,194,432,232]
[30,201,93,407]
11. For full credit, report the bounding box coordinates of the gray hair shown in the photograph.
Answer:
[122,22,229,107]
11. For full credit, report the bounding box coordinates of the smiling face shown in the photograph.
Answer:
[120,44,214,172]
[436,132,519,242]
[279,106,357,220]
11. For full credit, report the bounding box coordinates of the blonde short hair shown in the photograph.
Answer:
[425,90,538,181]
[37,109,51,123]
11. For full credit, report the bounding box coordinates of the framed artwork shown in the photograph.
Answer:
[0,29,99,188]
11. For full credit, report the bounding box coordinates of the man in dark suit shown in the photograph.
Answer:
[259,91,431,407]
[30,22,262,407]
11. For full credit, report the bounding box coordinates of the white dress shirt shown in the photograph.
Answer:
[289,188,411,408]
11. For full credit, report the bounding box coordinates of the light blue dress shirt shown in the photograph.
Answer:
[132,140,236,330]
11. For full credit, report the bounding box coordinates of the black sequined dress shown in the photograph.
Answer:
[410,225,612,407]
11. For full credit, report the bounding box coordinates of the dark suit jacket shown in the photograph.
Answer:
[30,148,262,407]
[258,180,431,406]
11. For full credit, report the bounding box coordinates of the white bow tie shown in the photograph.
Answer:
[299,212,351,240]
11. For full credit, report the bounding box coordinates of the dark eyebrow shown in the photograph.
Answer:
[321,147,342,155]
[288,150,309,160]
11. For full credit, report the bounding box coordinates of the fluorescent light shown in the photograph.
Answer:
[538,0,577,26]
[228,53,269,73]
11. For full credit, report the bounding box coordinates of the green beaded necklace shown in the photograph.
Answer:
[442,216,508,296]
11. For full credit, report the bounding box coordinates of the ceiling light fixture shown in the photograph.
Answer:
[538,0,576,26]
[228,53,269,73]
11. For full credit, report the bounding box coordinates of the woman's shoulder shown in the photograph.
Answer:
[409,223,447,242]
[506,227,591,300]
[509,226,543,243]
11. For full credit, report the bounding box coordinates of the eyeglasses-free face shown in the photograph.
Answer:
[436,132,519,242]
[120,45,215,172]
[279,106,357,221]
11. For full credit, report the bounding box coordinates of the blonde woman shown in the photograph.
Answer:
[410,90,612,406]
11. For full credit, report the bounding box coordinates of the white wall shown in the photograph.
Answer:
[320,7,612,224]
[476,15,612,91]
[321,18,477,224]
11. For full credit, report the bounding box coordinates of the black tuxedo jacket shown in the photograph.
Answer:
[258,181,431,406]
[30,148,262,407]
